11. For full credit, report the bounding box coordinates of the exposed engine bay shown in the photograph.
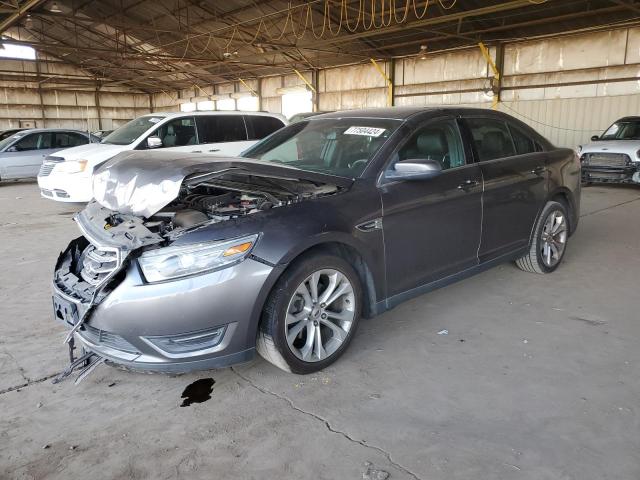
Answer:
[107,172,342,236]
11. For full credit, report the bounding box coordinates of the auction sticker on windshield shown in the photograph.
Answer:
[344,126,386,137]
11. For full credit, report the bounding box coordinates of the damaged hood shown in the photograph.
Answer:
[92,150,353,218]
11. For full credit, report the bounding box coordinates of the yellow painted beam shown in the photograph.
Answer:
[238,77,258,97]
[0,0,45,34]
[370,58,393,107]
[293,69,316,93]
[478,42,501,109]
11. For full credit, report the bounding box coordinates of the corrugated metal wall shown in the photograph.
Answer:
[0,55,151,131]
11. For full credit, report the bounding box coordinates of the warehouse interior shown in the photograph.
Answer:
[1,1,640,479]
[1,1,639,146]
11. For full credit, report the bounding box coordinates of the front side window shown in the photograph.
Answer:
[397,119,465,170]
[149,117,197,148]
[600,120,640,140]
[466,118,516,161]
[196,115,247,144]
[101,116,167,145]
[243,118,401,177]
[14,132,53,151]
[246,115,285,140]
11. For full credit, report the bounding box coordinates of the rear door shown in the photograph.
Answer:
[462,116,548,262]
[193,115,252,156]
[380,117,483,297]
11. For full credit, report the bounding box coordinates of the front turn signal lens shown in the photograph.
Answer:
[223,242,253,257]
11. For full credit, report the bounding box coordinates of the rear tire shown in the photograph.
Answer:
[257,253,362,374]
[516,200,569,274]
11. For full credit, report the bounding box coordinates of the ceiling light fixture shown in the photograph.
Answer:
[419,45,428,60]
[50,2,62,13]
[24,14,33,28]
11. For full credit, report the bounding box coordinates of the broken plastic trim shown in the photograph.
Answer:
[52,337,105,385]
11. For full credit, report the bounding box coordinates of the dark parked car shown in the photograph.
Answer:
[52,107,580,378]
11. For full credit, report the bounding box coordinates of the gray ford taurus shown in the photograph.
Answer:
[52,107,580,377]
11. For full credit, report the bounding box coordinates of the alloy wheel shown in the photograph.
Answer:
[540,210,567,268]
[285,269,356,362]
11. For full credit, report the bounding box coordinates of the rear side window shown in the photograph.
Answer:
[196,115,247,144]
[508,124,537,155]
[466,118,516,161]
[54,132,88,148]
[246,115,285,140]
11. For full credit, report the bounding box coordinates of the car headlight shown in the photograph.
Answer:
[54,159,88,174]
[138,234,259,283]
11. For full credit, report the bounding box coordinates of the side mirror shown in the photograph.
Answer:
[6,146,18,152]
[590,135,600,141]
[385,159,443,181]
[146,136,163,149]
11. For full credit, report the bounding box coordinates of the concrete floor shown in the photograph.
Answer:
[1,181,639,480]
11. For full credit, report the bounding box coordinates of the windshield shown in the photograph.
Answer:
[600,120,640,140]
[242,118,402,177]
[0,134,22,151]
[101,116,166,145]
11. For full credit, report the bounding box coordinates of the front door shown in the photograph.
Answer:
[380,118,483,298]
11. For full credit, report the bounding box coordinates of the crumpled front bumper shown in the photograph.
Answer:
[53,241,275,373]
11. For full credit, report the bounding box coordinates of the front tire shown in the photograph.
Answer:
[257,253,362,374]
[516,200,569,274]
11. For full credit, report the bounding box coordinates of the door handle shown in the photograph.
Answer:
[457,179,479,190]
[191,150,202,153]
[531,166,546,175]
[209,148,220,152]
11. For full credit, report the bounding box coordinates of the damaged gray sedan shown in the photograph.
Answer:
[52,108,580,377]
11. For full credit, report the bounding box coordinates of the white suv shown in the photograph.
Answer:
[37,111,286,202]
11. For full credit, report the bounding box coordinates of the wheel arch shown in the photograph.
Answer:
[250,235,379,342]
[548,187,577,235]
[283,241,378,319]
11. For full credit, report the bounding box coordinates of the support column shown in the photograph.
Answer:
[35,52,46,127]
[94,87,102,130]
[370,58,393,107]
[312,69,320,112]
[479,42,502,109]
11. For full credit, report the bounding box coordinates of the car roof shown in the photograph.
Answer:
[10,128,91,134]
[142,111,286,119]
[311,106,514,121]
[616,116,640,122]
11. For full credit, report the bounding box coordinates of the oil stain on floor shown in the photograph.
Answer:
[180,378,215,407]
